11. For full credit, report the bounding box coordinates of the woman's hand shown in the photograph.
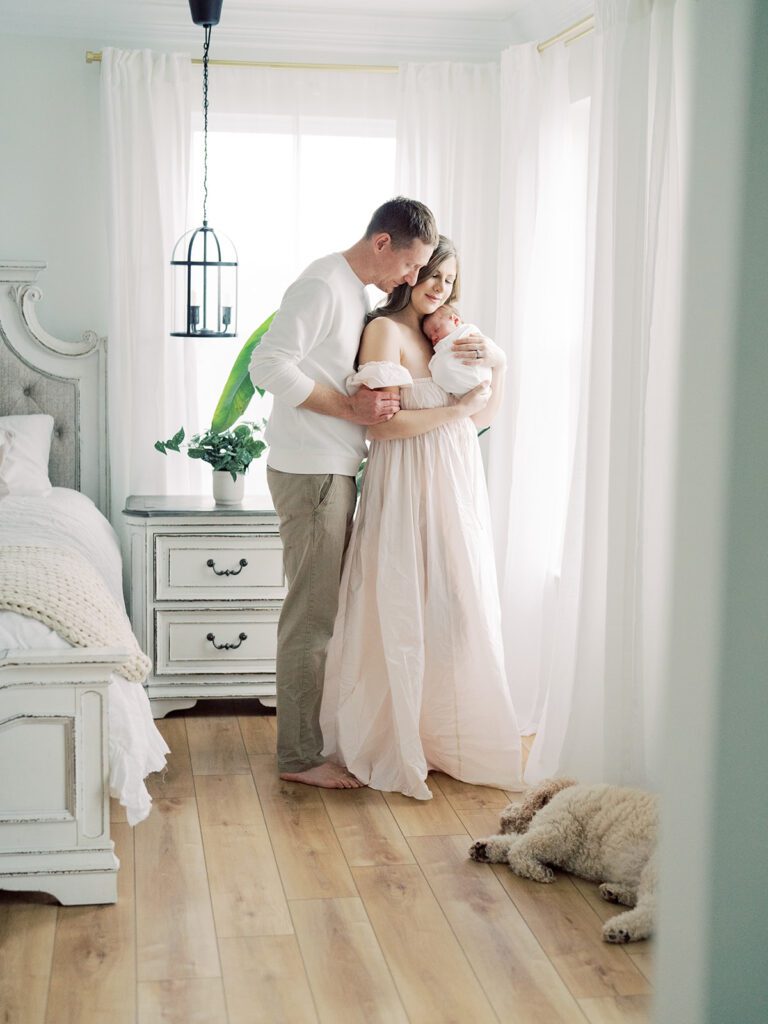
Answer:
[456,382,492,418]
[452,333,507,368]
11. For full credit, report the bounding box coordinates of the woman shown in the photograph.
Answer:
[320,237,522,800]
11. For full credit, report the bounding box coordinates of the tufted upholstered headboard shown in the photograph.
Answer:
[0,261,109,514]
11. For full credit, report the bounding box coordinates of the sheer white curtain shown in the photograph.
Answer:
[515,0,683,785]
[101,48,203,539]
[395,62,500,333]
[487,43,589,735]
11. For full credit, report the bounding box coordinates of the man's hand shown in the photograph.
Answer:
[348,385,400,425]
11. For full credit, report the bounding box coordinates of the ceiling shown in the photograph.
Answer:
[0,0,593,62]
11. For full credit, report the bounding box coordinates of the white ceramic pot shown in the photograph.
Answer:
[212,469,245,505]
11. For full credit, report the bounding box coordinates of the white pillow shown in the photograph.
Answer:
[0,414,54,498]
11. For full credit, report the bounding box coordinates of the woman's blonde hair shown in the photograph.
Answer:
[367,235,460,323]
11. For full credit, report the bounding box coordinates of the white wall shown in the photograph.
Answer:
[0,34,107,340]
[654,1,768,1021]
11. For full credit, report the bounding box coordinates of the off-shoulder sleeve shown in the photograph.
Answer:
[346,360,414,394]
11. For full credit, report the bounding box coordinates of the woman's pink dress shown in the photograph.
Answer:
[320,361,522,800]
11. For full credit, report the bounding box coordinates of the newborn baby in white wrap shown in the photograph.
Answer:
[422,304,492,396]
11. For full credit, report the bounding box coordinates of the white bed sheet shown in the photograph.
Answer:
[0,488,168,825]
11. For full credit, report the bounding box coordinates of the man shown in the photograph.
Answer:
[250,197,438,789]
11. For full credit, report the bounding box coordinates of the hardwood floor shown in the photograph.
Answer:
[0,701,653,1024]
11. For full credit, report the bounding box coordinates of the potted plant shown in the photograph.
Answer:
[155,421,267,505]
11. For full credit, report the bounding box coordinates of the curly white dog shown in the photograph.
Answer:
[468,777,657,943]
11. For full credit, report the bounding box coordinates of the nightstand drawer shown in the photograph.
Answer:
[155,608,279,675]
[155,534,286,601]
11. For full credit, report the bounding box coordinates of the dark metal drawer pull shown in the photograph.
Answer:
[206,557,248,577]
[206,632,247,651]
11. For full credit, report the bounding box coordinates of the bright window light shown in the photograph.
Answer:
[185,126,396,497]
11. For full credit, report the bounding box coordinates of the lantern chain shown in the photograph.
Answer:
[202,24,211,225]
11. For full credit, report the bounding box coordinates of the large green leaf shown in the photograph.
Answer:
[210,312,276,432]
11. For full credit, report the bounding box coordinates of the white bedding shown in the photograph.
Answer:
[0,488,168,825]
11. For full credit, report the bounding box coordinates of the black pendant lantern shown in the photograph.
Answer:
[171,0,238,337]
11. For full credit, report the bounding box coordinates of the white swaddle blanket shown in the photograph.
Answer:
[427,323,493,395]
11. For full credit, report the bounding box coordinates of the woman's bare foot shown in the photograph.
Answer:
[279,761,365,789]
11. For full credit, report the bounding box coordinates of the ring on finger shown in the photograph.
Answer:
[474,348,480,360]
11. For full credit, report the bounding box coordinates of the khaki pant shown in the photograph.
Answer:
[267,466,357,772]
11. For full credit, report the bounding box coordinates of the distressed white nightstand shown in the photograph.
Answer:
[123,495,285,718]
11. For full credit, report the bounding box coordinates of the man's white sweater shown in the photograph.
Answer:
[249,253,369,476]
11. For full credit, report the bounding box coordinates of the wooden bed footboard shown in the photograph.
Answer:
[0,648,128,905]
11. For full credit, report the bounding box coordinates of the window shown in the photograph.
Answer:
[186,121,396,497]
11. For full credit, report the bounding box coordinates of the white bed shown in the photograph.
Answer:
[0,260,168,904]
[0,487,168,825]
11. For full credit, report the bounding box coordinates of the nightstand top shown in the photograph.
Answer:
[123,495,275,517]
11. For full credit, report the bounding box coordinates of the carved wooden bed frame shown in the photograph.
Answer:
[0,260,124,904]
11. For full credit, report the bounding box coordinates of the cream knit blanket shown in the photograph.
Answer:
[0,544,151,683]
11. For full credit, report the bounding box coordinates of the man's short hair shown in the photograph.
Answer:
[365,197,439,250]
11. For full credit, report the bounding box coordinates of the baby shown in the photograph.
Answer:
[422,304,492,396]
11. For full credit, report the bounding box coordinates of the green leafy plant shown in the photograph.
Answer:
[211,312,275,433]
[155,422,267,481]
[355,457,367,495]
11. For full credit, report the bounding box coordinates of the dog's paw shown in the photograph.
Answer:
[599,882,634,906]
[499,807,528,834]
[507,855,556,883]
[599,883,618,903]
[469,840,491,862]
[469,836,511,863]
[603,921,633,944]
[602,907,653,943]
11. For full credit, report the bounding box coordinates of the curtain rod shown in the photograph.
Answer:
[85,50,398,72]
[85,16,595,70]
[537,14,595,52]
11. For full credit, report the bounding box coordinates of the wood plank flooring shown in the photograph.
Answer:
[0,701,653,1024]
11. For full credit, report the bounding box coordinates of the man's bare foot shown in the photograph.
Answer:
[279,761,365,789]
